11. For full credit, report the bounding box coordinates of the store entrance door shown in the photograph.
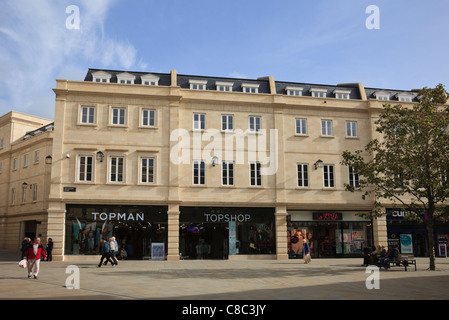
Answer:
[180,223,229,260]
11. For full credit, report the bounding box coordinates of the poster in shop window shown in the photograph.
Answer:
[400,234,413,254]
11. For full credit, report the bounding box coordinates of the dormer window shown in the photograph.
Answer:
[310,88,327,98]
[189,79,207,90]
[373,91,390,101]
[117,72,136,85]
[396,92,415,102]
[216,81,233,92]
[141,74,160,86]
[92,71,111,83]
[242,83,259,93]
[286,86,303,96]
[333,89,351,99]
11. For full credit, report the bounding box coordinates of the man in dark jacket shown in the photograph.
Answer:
[97,239,116,267]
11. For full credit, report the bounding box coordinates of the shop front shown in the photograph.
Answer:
[65,204,168,259]
[179,207,276,260]
[287,211,373,259]
[386,208,449,257]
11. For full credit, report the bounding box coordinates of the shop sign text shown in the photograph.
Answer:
[313,212,342,221]
[204,213,251,223]
[91,212,144,221]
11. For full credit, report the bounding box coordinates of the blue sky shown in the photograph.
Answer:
[1,0,448,120]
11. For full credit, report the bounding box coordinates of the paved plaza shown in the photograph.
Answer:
[1,250,448,301]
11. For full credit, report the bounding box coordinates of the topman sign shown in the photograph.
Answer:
[91,212,145,221]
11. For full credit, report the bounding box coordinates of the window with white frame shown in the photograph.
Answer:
[23,154,29,167]
[193,160,205,185]
[80,106,96,124]
[310,88,327,98]
[141,74,159,86]
[396,93,414,102]
[250,162,262,186]
[216,81,233,92]
[297,164,309,187]
[242,83,259,93]
[334,89,351,99]
[193,113,206,130]
[222,115,234,131]
[140,157,155,184]
[346,121,358,137]
[117,72,135,84]
[323,164,335,188]
[321,120,333,136]
[0,138,3,148]
[348,166,360,188]
[295,118,307,135]
[111,107,126,126]
[189,79,207,90]
[373,91,390,101]
[286,86,303,96]
[92,71,111,83]
[0,161,2,173]
[222,161,234,186]
[34,151,39,164]
[13,158,18,170]
[21,185,26,204]
[110,156,124,183]
[249,116,261,132]
[78,156,93,182]
[142,109,156,127]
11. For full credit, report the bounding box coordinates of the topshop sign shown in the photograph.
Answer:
[204,213,251,223]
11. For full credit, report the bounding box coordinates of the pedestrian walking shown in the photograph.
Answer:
[45,238,53,261]
[97,239,116,267]
[23,237,47,279]
[303,239,311,264]
[20,237,31,260]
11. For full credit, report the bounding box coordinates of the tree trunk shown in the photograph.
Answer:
[426,214,436,271]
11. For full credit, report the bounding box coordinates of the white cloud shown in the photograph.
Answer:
[0,0,146,119]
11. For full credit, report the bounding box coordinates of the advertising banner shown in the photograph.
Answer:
[400,234,413,254]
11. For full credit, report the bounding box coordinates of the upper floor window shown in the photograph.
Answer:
[193,113,206,130]
[396,92,415,102]
[295,118,307,135]
[222,115,234,131]
[34,151,39,164]
[111,107,126,126]
[286,86,303,96]
[373,91,390,101]
[23,154,29,167]
[323,164,335,188]
[346,121,358,138]
[141,109,156,127]
[0,138,3,149]
[348,166,360,188]
[193,160,205,185]
[140,157,155,184]
[334,89,351,99]
[249,116,261,133]
[242,83,259,93]
[117,72,135,85]
[250,162,262,186]
[310,88,327,98]
[222,161,234,186]
[78,155,93,182]
[216,81,233,92]
[109,156,124,183]
[80,106,96,124]
[13,158,18,170]
[297,163,309,188]
[141,74,160,86]
[321,120,333,136]
[189,79,207,90]
[92,71,111,83]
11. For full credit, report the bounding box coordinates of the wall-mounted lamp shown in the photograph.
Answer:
[45,155,52,165]
[22,182,28,189]
[211,156,219,167]
[314,159,324,170]
[96,151,104,162]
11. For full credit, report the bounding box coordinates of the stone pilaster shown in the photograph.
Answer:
[167,204,180,261]
[275,206,288,260]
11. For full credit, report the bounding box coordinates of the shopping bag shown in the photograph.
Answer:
[19,259,27,268]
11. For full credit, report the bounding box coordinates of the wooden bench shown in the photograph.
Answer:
[386,254,417,271]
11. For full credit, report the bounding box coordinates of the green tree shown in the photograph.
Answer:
[341,84,449,271]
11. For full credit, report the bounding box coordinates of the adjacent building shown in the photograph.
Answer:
[1,68,448,261]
